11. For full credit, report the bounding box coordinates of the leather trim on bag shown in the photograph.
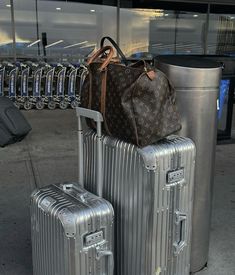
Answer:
[100,68,112,136]
[87,46,114,72]
[88,69,93,110]
[130,72,147,146]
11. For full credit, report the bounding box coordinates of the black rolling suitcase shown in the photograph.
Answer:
[0,97,31,147]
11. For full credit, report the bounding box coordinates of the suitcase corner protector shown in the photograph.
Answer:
[58,208,77,238]
[137,146,158,170]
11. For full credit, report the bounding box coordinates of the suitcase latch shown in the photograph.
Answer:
[84,230,104,246]
[167,169,184,184]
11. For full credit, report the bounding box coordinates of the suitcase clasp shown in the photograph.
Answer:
[167,169,184,185]
[85,230,104,246]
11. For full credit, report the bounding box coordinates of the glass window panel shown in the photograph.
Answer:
[0,0,13,58]
[120,8,207,57]
[175,12,206,55]
[149,11,177,55]
[14,0,39,58]
[37,0,117,62]
[208,13,235,55]
[120,8,175,57]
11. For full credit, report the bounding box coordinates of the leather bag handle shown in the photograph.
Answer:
[100,36,128,65]
[87,46,115,71]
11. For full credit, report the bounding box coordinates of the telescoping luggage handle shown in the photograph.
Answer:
[76,108,114,275]
[76,107,103,197]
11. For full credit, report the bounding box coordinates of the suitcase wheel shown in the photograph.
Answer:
[59,100,68,110]
[24,100,33,110]
[36,100,45,110]
[48,100,56,110]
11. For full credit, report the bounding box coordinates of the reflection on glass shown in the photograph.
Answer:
[14,0,38,58]
[4,1,235,60]
[174,12,206,55]
[0,0,13,57]
[208,14,235,55]
[120,8,206,57]
[12,0,117,61]
[120,9,168,57]
[37,1,117,62]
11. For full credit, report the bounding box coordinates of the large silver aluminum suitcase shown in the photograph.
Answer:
[30,108,114,275]
[83,129,195,275]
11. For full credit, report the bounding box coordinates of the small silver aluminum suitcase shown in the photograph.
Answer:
[30,108,114,275]
[82,129,196,275]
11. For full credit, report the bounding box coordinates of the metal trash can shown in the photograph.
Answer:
[155,56,222,273]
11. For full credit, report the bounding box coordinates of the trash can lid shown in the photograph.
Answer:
[156,55,221,69]
[155,55,222,88]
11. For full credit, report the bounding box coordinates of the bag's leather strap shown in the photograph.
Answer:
[100,36,128,65]
[87,46,113,134]
[100,69,107,115]
[88,69,93,109]
[100,69,112,135]
[87,46,114,71]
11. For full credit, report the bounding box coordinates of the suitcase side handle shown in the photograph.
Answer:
[173,211,187,255]
[61,182,89,203]
[96,250,114,275]
[76,107,104,197]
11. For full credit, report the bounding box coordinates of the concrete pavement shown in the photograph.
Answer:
[0,109,234,275]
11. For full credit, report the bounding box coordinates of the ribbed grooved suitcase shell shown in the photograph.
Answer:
[83,132,195,275]
[30,183,114,275]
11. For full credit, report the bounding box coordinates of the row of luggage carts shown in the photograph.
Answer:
[0,61,88,110]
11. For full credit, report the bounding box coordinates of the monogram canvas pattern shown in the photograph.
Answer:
[81,60,181,147]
